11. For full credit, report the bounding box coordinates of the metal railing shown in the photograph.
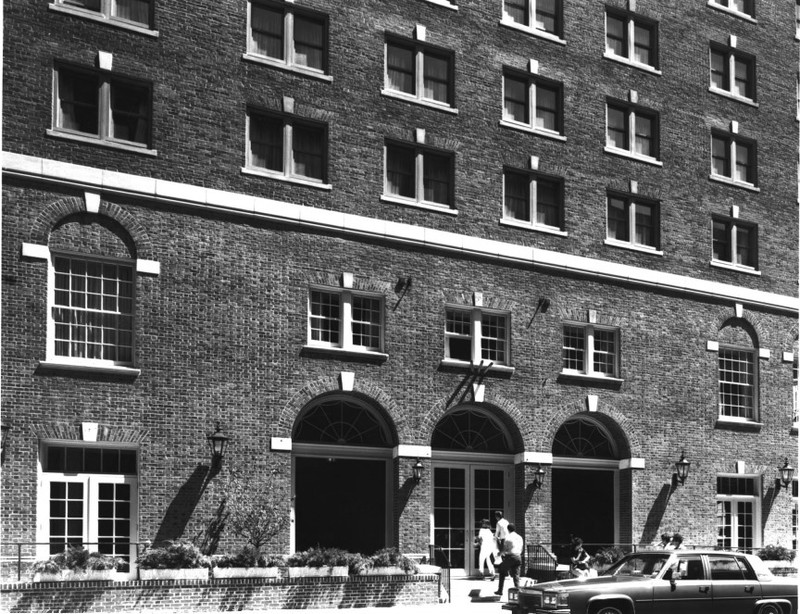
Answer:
[429,544,451,603]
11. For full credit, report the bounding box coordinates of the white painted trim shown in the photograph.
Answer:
[22,243,50,260]
[514,451,553,465]
[619,457,645,470]
[782,351,794,363]
[707,340,720,352]
[758,348,771,360]
[136,259,160,275]
[271,437,292,451]
[5,152,798,313]
[394,444,431,459]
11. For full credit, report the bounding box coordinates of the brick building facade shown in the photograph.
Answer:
[2,0,798,578]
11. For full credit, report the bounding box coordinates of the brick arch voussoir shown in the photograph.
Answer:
[711,307,766,346]
[98,202,154,259]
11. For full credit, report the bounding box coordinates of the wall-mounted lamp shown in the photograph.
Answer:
[776,458,795,490]
[0,424,9,460]
[532,464,546,490]
[412,458,424,483]
[674,451,691,486]
[206,422,230,465]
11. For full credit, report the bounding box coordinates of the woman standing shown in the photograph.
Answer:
[475,519,496,579]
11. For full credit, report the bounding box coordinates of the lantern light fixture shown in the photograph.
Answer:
[206,422,230,464]
[674,451,691,486]
[777,458,795,490]
[532,464,546,490]
[412,458,424,483]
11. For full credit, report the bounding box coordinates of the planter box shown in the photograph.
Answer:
[33,572,63,582]
[66,569,116,581]
[286,566,348,578]
[212,567,281,579]
[362,566,411,575]
[139,568,209,581]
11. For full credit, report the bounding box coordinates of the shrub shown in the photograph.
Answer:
[366,548,419,573]
[213,545,284,568]
[287,546,351,568]
[30,559,62,576]
[52,546,89,571]
[136,540,211,570]
[224,468,289,555]
[30,547,122,576]
[757,545,796,562]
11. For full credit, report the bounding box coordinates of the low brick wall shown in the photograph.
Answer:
[0,574,441,612]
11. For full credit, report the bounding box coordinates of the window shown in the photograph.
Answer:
[605,8,658,70]
[385,37,455,107]
[247,109,327,183]
[562,324,620,378]
[502,70,563,135]
[708,555,756,581]
[607,193,659,250]
[712,217,757,269]
[53,0,152,28]
[38,443,138,575]
[606,101,659,161]
[708,0,755,19]
[502,0,562,38]
[384,141,454,208]
[50,255,134,366]
[308,289,384,353]
[503,168,564,230]
[444,307,509,366]
[718,346,756,420]
[54,65,152,149]
[710,44,756,101]
[716,475,759,552]
[248,2,328,74]
[711,132,756,186]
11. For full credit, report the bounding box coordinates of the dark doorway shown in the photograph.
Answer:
[295,457,386,554]
[552,468,615,556]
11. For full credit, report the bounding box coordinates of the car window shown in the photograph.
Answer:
[745,555,775,581]
[709,555,750,580]
[676,556,705,580]
[605,553,670,577]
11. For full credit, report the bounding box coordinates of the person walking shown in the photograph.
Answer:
[494,510,509,551]
[494,523,523,597]
[475,519,496,579]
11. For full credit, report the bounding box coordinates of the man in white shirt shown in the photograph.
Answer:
[494,510,509,550]
[494,523,524,597]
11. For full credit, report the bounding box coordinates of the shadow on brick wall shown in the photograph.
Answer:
[154,464,212,544]
[640,483,673,545]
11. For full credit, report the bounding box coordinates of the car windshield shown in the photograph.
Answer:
[603,553,671,577]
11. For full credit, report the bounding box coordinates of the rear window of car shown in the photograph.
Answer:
[709,555,757,581]
[744,555,775,581]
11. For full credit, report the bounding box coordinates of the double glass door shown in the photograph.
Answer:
[433,463,511,575]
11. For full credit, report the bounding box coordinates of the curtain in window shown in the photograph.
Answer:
[606,15,626,56]
[710,50,727,89]
[633,23,652,65]
[110,82,149,144]
[387,44,414,94]
[634,202,655,246]
[504,172,530,221]
[64,0,101,11]
[423,152,450,204]
[504,76,528,123]
[294,16,324,70]
[606,106,627,149]
[536,0,558,32]
[422,53,449,103]
[711,137,730,176]
[505,0,528,25]
[537,179,560,227]
[733,59,750,98]
[250,115,283,171]
[292,124,324,180]
[114,0,150,25]
[386,146,415,198]
[734,143,751,182]
[713,220,731,261]
[607,197,629,242]
[252,6,283,59]
[535,85,557,131]
[634,115,653,156]
[58,71,99,135]
[735,226,752,266]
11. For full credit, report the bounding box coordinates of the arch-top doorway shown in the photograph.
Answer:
[430,405,521,576]
[292,394,396,555]
[550,415,629,551]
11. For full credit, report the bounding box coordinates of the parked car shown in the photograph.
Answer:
[504,549,798,614]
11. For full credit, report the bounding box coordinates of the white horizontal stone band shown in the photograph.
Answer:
[515,452,553,465]
[394,445,431,459]
[5,152,797,314]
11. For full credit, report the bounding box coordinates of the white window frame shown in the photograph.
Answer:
[707,0,756,21]
[50,64,154,153]
[604,9,659,72]
[501,168,564,232]
[501,0,564,44]
[443,307,511,368]
[709,45,756,103]
[245,1,329,78]
[711,217,758,272]
[716,474,761,552]
[382,141,455,211]
[244,110,330,188]
[501,71,564,138]
[717,345,758,422]
[710,132,757,188]
[383,37,455,110]
[37,442,139,579]
[46,252,136,370]
[561,323,621,380]
[306,288,385,354]
[605,101,660,164]
[50,0,155,34]
[605,193,661,252]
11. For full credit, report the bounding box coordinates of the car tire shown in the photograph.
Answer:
[592,605,627,614]
[757,604,783,614]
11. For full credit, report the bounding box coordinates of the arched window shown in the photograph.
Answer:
[552,416,619,459]
[293,396,391,447]
[717,319,758,422]
[432,408,512,453]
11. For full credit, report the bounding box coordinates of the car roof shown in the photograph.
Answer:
[629,550,750,556]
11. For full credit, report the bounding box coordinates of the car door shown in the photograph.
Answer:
[708,553,761,614]
[652,554,712,614]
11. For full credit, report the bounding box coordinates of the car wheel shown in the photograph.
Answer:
[592,606,626,614]
[758,604,783,614]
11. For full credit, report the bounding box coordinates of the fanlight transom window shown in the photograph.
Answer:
[552,417,619,459]
[432,408,512,453]
[294,397,391,447]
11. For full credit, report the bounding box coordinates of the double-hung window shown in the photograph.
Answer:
[718,346,757,420]
[711,131,757,186]
[716,475,760,552]
[53,64,152,149]
[247,2,328,75]
[710,43,756,102]
[605,9,659,70]
[385,37,455,108]
[708,0,755,19]
[712,217,757,269]
[247,109,327,184]
[607,193,659,250]
[502,70,563,136]
[53,0,152,29]
[444,307,510,366]
[384,140,454,208]
[503,168,564,231]
[502,0,563,39]
[50,254,134,366]
[308,289,384,353]
[562,324,620,379]
[37,443,138,575]
[606,101,659,161]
